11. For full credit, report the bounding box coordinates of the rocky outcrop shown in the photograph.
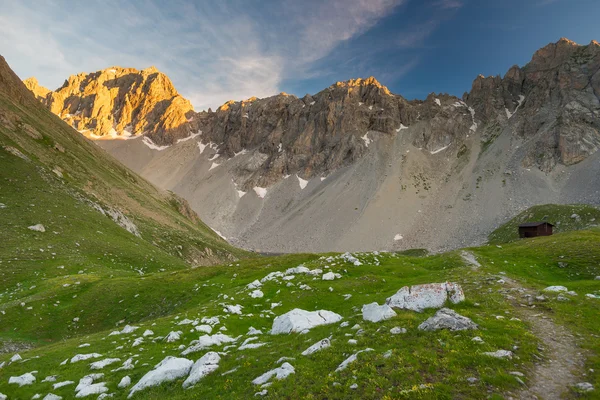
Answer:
[23,77,51,102]
[28,66,195,141]
[24,38,600,184]
[465,38,600,171]
[417,308,478,331]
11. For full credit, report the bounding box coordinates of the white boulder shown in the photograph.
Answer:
[8,372,36,386]
[252,362,295,385]
[118,376,131,388]
[361,302,396,322]
[89,358,121,370]
[386,282,465,312]
[483,350,513,359]
[418,308,478,331]
[181,334,236,356]
[128,356,193,398]
[543,286,568,293]
[301,339,331,356]
[270,309,343,334]
[335,348,374,372]
[182,352,220,388]
[28,224,46,232]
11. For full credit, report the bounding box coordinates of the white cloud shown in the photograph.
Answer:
[0,0,435,110]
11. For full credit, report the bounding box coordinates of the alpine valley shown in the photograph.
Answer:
[0,34,599,400]
[23,38,600,253]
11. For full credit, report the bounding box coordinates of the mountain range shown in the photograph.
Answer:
[22,38,600,253]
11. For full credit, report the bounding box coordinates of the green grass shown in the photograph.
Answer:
[489,204,600,244]
[2,238,598,399]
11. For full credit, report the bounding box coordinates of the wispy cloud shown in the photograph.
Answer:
[0,0,456,109]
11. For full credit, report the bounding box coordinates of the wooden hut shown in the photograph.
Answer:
[518,222,554,238]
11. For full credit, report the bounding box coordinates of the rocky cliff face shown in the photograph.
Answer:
[26,66,195,140]
[23,77,51,102]
[25,38,600,186]
[65,38,600,254]
[465,38,600,171]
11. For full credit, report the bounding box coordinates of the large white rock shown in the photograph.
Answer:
[483,350,513,359]
[89,358,121,370]
[301,339,331,356]
[386,282,465,312]
[75,374,108,398]
[361,302,397,322]
[182,352,220,388]
[270,309,343,334]
[118,376,131,388]
[252,362,295,385]
[71,353,102,363]
[165,331,183,343]
[8,372,36,386]
[335,348,374,372]
[28,224,46,232]
[543,286,568,293]
[181,334,236,356]
[246,280,262,289]
[128,356,193,398]
[418,308,478,331]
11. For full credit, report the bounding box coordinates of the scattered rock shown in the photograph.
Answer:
[252,362,295,385]
[482,350,513,359]
[302,339,331,356]
[181,334,236,355]
[543,286,568,293]
[250,290,264,299]
[573,382,594,392]
[271,309,342,334]
[8,372,36,386]
[118,376,131,388]
[471,336,484,344]
[90,358,121,370]
[386,282,465,312]
[361,302,396,322]
[182,352,220,388]
[75,374,108,398]
[128,356,193,398]
[28,224,46,233]
[418,308,478,331]
[335,348,374,372]
[390,327,406,335]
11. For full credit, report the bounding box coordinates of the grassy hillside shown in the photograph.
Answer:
[0,231,598,399]
[488,204,600,244]
[0,56,252,341]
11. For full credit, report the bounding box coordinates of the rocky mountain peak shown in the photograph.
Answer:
[23,76,51,102]
[333,76,392,96]
[32,65,194,141]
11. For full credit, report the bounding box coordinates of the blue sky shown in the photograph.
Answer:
[0,0,598,110]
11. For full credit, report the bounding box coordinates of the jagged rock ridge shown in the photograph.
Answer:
[25,38,600,189]
[24,66,195,141]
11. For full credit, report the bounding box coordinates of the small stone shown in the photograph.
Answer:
[28,224,46,232]
[349,383,358,389]
[471,336,484,344]
[482,350,513,359]
[466,377,478,384]
[418,308,478,331]
[390,327,406,335]
[573,382,594,392]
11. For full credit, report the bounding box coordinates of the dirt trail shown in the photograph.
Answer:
[501,278,585,400]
